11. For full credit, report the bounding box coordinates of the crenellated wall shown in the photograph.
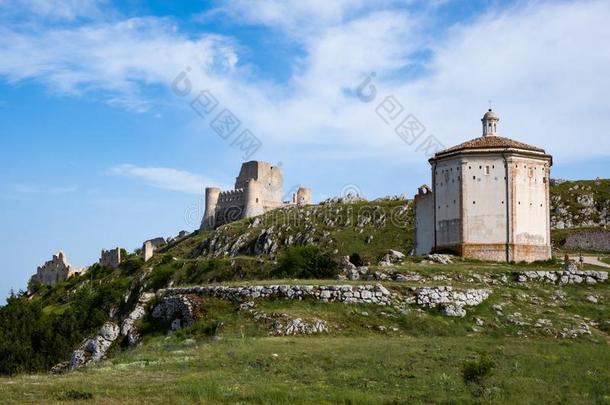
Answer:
[201,161,311,230]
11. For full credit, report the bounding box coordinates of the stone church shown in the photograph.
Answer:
[201,161,312,230]
[415,109,553,262]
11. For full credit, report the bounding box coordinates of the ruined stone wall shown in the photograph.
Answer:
[295,187,312,205]
[564,231,610,252]
[414,186,434,255]
[215,189,247,226]
[100,248,121,269]
[31,251,83,287]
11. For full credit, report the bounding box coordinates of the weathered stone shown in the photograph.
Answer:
[99,247,122,269]
[29,251,86,288]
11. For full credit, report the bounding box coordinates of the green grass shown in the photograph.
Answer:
[0,335,608,404]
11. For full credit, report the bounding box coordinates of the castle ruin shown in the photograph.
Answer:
[30,251,86,287]
[99,248,122,269]
[414,110,552,262]
[201,161,312,230]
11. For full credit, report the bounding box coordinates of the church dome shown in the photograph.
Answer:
[431,109,550,161]
[482,109,498,120]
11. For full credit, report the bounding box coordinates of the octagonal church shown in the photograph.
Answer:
[414,109,552,262]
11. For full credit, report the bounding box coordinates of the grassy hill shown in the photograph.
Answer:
[1,184,609,403]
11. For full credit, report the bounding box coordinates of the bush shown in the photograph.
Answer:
[56,390,93,400]
[462,355,495,384]
[147,265,175,290]
[271,246,339,279]
[349,253,364,267]
[120,255,144,275]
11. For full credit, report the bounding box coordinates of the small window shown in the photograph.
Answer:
[473,201,476,204]
[473,176,476,180]
[256,198,259,203]
[485,166,490,175]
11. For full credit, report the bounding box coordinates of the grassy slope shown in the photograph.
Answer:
[550,178,610,249]
[1,282,609,404]
[3,261,610,404]
[3,184,610,403]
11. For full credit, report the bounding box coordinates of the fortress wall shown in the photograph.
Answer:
[415,187,434,255]
[434,157,463,247]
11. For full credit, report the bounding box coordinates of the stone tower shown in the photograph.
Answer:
[202,187,221,231]
[294,187,312,205]
[414,109,553,262]
[201,161,294,230]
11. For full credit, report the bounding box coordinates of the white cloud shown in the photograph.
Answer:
[1,0,609,163]
[106,164,220,194]
[1,0,107,20]
[0,17,239,111]
[13,184,78,194]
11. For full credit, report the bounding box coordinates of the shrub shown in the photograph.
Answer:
[462,355,495,384]
[349,253,364,267]
[120,255,144,275]
[271,246,339,279]
[147,266,175,290]
[56,390,93,400]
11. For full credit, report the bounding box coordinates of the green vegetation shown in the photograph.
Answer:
[1,181,610,403]
[271,246,339,279]
[3,279,610,402]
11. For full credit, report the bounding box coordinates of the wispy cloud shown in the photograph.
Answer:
[0,1,609,161]
[13,184,79,194]
[0,0,109,21]
[106,164,220,194]
[0,17,238,111]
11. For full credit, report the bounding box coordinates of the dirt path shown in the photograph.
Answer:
[581,256,610,269]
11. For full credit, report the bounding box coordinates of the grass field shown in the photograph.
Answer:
[1,335,608,404]
[2,278,610,404]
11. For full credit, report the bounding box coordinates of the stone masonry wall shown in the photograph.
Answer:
[564,231,610,252]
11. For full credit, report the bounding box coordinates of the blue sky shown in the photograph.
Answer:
[1,0,609,301]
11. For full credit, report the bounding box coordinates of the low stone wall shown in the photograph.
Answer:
[564,231,610,252]
[160,284,493,318]
[160,284,393,306]
[515,269,608,284]
[408,287,491,317]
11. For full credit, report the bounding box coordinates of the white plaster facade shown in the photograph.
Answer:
[415,110,553,262]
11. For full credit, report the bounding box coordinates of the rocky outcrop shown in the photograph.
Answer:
[151,294,202,330]
[421,254,454,265]
[68,322,120,371]
[274,318,329,336]
[550,180,610,229]
[120,293,155,346]
[378,249,405,267]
